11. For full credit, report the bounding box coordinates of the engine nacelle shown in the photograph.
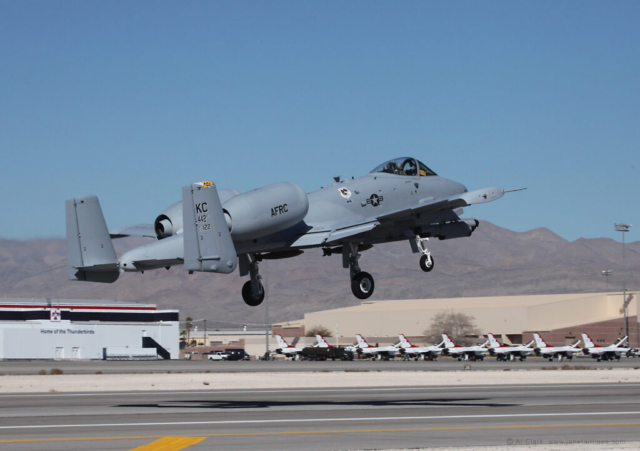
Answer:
[154,201,182,239]
[224,182,309,240]
[419,219,479,241]
[154,189,240,239]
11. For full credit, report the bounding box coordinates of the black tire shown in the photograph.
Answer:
[420,255,435,272]
[351,272,375,299]
[242,280,265,306]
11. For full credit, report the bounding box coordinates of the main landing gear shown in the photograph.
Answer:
[240,254,265,307]
[344,243,375,300]
[416,237,434,272]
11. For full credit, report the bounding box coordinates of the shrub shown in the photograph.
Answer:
[423,310,480,346]
[305,325,333,338]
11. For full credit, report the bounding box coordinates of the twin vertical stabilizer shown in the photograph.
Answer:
[65,195,119,283]
[182,181,237,274]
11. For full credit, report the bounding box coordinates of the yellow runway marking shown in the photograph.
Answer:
[0,422,638,444]
[129,436,207,451]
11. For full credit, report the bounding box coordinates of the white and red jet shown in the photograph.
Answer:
[354,334,400,360]
[396,334,442,361]
[486,333,534,361]
[440,333,488,361]
[532,333,581,362]
[581,333,630,362]
[274,334,305,360]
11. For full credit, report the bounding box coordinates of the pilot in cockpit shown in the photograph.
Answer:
[371,158,437,177]
[383,162,400,175]
[402,159,417,176]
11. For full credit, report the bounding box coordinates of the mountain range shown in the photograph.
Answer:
[1,222,638,327]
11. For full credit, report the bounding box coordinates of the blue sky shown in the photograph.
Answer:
[1,2,638,242]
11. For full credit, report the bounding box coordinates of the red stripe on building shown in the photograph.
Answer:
[0,305,156,311]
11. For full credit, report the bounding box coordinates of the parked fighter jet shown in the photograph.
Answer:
[66,157,516,305]
[532,333,581,361]
[274,334,305,360]
[486,333,534,361]
[397,334,442,361]
[354,334,400,360]
[440,334,488,361]
[581,334,629,361]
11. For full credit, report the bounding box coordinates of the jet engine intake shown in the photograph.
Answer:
[154,201,183,239]
[223,182,309,240]
[153,189,241,240]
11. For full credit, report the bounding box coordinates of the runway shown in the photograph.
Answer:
[1,384,639,450]
[2,356,639,376]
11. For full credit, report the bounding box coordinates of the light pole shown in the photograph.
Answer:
[615,223,632,343]
[264,262,269,359]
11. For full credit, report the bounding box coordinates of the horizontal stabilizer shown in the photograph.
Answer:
[66,195,119,283]
[110,223,156,239]
[182,181,237,274]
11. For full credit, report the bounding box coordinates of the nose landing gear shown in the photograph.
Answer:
[416,237,434,272]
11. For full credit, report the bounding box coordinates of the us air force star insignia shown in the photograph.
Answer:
[366,194,383,207]
[339,187,351,199]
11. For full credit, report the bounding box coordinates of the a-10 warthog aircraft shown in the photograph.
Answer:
[66,157,516,306]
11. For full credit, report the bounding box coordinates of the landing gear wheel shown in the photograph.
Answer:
[351,272,375,299]
[420,255,434,272]
[242,281,265,306]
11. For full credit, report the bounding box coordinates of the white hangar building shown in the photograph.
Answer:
[0,299,179,360]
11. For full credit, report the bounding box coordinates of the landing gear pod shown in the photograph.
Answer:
[182,181,238,274]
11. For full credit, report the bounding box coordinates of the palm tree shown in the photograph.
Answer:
[185,317,193,345]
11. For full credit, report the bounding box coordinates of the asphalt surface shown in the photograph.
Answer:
[0,383,639,450]
[1,356,639,375]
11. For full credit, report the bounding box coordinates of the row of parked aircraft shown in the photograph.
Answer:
[275,333,635,362]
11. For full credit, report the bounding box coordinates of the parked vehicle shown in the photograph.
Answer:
[301,347,354,361]
[207,351,229,361]
[225,349,251,361]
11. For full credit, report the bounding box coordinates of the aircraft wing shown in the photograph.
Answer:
[377,187,504,223]
[110,224,157,239]
[290,221,378,248]
[290,187,504,248]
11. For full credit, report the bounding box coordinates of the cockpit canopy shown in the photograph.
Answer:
[370,157,437,177]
